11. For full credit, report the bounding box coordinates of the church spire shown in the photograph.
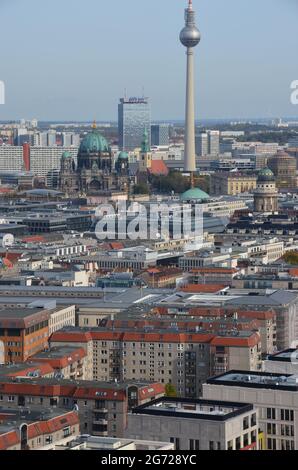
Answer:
[141,128,150,153]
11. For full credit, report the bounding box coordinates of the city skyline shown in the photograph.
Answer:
[0,0,297,121]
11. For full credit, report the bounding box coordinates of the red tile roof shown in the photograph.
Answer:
[190,268,238,274]
[0,430,19,450]
[50,331,92,343]
[109,242,124,250]
[7,363,54,378]
[22,236,45,243]
[210,332,261,348]
[180,284,226,293]
[33,347,86,369]
[148,160,169,176]
[27,411,79,439]
[289,268,298,277]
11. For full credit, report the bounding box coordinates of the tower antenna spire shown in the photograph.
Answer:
[180,0,200,178]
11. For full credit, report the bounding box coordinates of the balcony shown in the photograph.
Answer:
[93,418,108,425]
[94,406,108,412]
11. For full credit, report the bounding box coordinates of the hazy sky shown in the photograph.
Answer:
[0,0,297,121]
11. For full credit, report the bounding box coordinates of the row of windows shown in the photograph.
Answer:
[97,342,205,350]
[267,408,294,421]
[25,321,48,335]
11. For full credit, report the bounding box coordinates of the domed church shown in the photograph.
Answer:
[59,123,129,195]
[253,167,278,213]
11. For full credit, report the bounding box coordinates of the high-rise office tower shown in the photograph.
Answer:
[62,132,72,147]
[118,97,151,151]
[180,0,201,180]
[151,124,170,146]
[195,133,208,157]
[47,130,57,147]
[196,130,220,157]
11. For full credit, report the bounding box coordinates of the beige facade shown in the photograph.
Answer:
[51,329,262,398]
[210,173,257,196]
[49,305,76,335]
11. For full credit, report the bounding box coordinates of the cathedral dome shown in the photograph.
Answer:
[181,187,209,201]
[257,167,275,183]
[79,130,109,154]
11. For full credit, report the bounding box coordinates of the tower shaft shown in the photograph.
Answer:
[184,47,196,174]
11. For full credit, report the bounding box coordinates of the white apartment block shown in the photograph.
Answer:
[127,397,259,450]
[203,370,298,450]
[0,146,23,171]
[30,147,78,178]
[48,305,76,335]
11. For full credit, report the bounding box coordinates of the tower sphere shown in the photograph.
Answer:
[180,26,201,48]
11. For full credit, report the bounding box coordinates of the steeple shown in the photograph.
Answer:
[91,120,97,130]
[141,128,150,153]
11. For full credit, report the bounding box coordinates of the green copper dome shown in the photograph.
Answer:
[258,167,275,183]
[118,151,129,160]
[61,151,72,159]
[79,130,109,153]
[181,187,210,201]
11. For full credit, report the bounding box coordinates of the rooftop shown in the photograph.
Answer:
[267,349,298,363]
[132,397,253,422]
[207,370,298,391]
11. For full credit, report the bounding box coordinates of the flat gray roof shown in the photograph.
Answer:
[207,370,298,391]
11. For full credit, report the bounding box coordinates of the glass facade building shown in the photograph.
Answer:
[151,124,170,146]
[118,97,151,151]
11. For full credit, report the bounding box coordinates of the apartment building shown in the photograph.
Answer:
[47,305,76,335]
[226,290,298,351]
[203,370,298,450]
[181,267,239,283]
[127,397,259,451]
[0,408,80,451]
[0,304,77,363]
[31,346,91,381]
[0,308,49,363]
[156,306,276,357]
[0,376,164,438]
[50,327,262,397]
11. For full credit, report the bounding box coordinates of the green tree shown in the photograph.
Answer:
[133,183,149,195]
[165,383,177,397]
[283,251,298,265]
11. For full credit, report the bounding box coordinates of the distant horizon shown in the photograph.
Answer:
[1,117,298,126]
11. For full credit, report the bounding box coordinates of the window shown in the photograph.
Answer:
[63,427,71,438]
[267,423,276,435]
[227,440,233,451]
[170,438,180,450]
[243,417,249,430]
[267,408,276,420]
[267,438,276,450]
[280,409,292,421]
[251,413,257,427]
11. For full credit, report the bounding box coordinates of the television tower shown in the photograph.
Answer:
[180,0,201,185]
